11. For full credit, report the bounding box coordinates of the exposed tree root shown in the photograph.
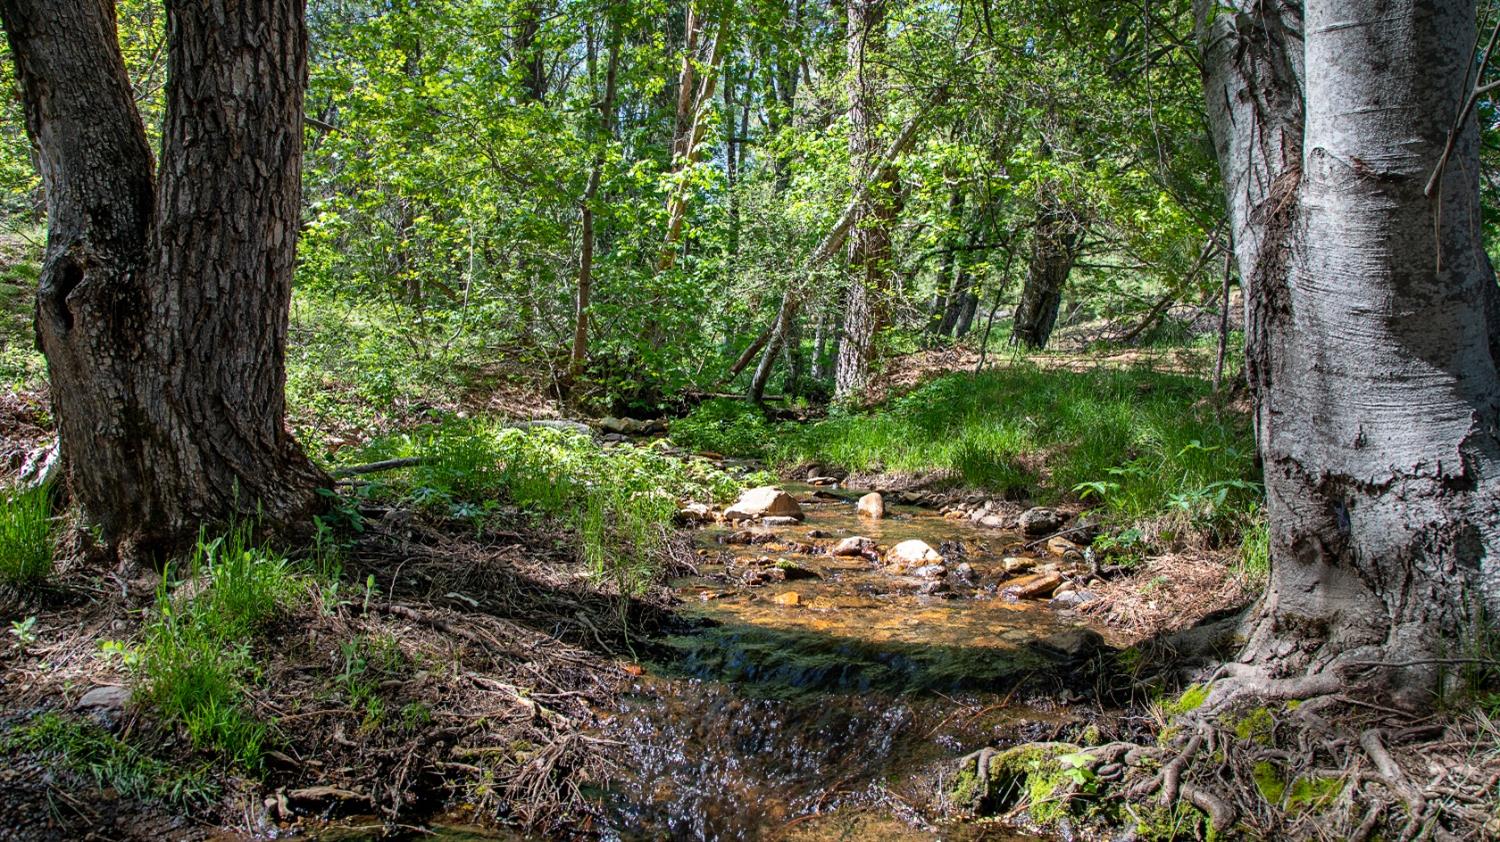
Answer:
[948,675,1500,840]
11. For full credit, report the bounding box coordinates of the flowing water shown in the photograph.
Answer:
[595,485,1104,841]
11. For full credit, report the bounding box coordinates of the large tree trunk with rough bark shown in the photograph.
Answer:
[833,0,895,401]
[1,0,327,561]
[1198,0,1500,706]
[1010,195,1081,351]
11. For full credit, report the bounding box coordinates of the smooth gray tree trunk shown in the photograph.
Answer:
[1199,0,1500,706]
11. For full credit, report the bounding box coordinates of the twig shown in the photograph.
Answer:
[332,457,430,477]
[1425,16,1500,197]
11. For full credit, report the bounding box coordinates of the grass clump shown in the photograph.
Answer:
[346,420,751,593]
[772,364,1259,529]
[0,485,52,586]
[5,712,217,808]
[124,525,302,770]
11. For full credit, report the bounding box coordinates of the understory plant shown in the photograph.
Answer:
[0,485,51,586]
[346,420,749,593]
[123,526,303,769]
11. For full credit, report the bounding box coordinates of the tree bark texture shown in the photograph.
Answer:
[0,0,327,559]
[834,0,894,401]
[1199,0,1500,702]
[1010,195,1081,350]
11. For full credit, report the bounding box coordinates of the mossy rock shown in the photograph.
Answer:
[948,742,1086,818]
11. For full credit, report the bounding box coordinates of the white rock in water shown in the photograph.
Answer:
[723,486,805,521]
[887,539,943,566]
[857,492,885,519]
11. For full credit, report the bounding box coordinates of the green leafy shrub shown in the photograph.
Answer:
[0,485,52,586]
[670,398,779,459]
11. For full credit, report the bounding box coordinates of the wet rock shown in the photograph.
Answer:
[761,516,801,527]
[911,564,948,579]
[943,510,968,521]
[806,529,832,539]
[1050,589,1099,610]
[978,514,1006,529]
[772,591,801,606]
[1038,627,1105,659]
[887,539,943,566]
[1046,536,1084,557]
[76,685,130,714]
[675,502,713,525]
[918,580,950,595]
[742,566,786,586]
[723,486,805,521]
[1018,506,1066,536]
[811,490,844,500]
[954,562,978,583]
[807,476,840,486]
[1003,572,1063,600]
[1002,557,1036,574]
[774,560,821,580]
[721,529,775,546]
[857,492,885,519]
[831,536,878,557]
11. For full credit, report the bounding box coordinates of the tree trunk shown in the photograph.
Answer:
[1,0,327,560]
[1010,195,1081,350]
[833,0,894,401]
[659,3,728,273]
[1199,0,1500,705]
[569,19,620,382]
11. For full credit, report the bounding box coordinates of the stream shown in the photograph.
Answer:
[594,483,1106,840]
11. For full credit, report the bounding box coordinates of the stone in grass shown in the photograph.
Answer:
[76,685,130,713]
[675,502,713,525]
[857,492,885,519]
[1018,506,1065,537]
[723,486,805,521]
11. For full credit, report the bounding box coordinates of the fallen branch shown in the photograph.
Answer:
[332,457,429,477]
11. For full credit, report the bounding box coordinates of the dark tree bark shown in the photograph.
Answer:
[1010,195,1081,350]
[1,0,327,560]
[1198,0,1500,706]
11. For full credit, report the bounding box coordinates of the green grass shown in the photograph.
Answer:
[5,712,217,808]
[344,420,757,593]
[0,485,52,585]
[123,525,304,770]
[675,363,1261,536]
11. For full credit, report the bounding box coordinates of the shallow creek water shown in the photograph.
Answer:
[593,485,1103,841]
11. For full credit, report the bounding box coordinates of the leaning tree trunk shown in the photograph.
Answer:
[1,0,327,561]
[1199,0,1500,706]
[1010,196,1080,351]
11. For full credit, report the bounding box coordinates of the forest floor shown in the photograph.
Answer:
[3,251,1497,839]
